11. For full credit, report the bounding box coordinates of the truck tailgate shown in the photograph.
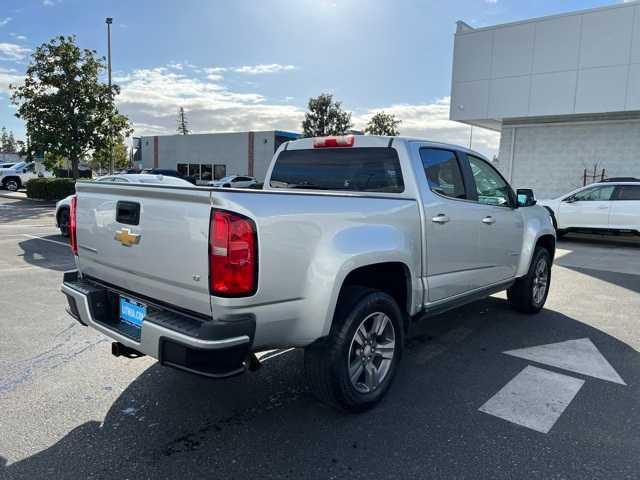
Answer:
[75,182,213,316]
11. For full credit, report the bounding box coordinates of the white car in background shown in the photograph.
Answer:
[55,174,192,236]
[208,175,257,188]
[0,161,52,191]
[538,180,640,238]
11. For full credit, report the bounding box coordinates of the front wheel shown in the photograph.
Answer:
[3,178,20,192]
[507,247,552,313]
[304,288,404,412]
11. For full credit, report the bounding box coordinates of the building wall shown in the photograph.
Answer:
[451,1,640,125]
[497,120,640,199]
[139,131,280,182]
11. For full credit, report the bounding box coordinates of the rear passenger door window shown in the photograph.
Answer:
[419,148,466,200]
[615,185,640,200]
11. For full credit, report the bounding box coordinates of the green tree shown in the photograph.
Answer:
[301,93,353,137]
[5,131,16,153]
[10,35,132,179]
[0,127,7,152]
[365,111,401,136]
[177,107,190,135]
[92,139,129,173]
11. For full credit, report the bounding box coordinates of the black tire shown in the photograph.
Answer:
[2,177,20,192]
[57,207,70,237]
[507,246,552,314]
[304,287,404,412]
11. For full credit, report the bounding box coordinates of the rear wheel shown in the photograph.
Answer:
[57,207,70,236]
[507,247,551,313]
[304,287,404,412]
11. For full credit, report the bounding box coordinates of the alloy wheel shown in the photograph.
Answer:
[347,311,396,394]
[532,257,549,306]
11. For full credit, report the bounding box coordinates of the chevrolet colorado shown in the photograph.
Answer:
[61,135,555,411]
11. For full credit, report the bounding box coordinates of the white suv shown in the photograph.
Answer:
[0,161,52,191]
[539,180,640,237]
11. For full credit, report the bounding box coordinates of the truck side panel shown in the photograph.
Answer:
[208,190,422,348]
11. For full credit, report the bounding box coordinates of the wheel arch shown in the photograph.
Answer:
[332,262,411,335]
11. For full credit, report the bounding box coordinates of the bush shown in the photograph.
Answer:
[26,178,76,201]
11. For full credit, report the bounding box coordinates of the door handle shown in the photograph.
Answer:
[482,216,496,225]
[431,214,450,224]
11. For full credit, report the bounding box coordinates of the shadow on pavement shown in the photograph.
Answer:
[1,298,638,480]
[17,235,74,272]
[0,197,56,224]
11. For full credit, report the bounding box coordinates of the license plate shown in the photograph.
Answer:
[119,296,146,328]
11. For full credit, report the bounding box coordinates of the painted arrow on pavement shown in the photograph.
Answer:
[479,338,626,434]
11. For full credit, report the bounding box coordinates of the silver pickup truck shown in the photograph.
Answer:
[61,135,555,412]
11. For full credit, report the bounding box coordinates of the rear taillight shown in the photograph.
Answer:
[313,135,355,148]
[69,195,78,255]
[209,210,257,296]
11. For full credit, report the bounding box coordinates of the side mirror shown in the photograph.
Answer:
[565,197,576,203]
[516,188,537,207]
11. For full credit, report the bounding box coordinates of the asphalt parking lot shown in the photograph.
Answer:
[1,195,639,480]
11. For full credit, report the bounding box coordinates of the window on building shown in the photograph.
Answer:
[177,164,188,177]
[201,164,213,181]
[214,164,226,180]
[189,164,200,180]
[419,148,466,200]
[467,155,512,207]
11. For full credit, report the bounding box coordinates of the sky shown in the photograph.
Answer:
[0,0,633,158]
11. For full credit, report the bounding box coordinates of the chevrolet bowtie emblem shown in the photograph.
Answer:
[114,228,141,247]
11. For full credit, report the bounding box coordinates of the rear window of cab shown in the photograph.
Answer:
[269,147,404,193]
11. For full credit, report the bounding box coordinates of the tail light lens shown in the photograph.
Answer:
[313,135,355,148]
[69,195,78,255]
[209,210,257,296]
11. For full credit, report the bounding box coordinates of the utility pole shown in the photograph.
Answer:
[106,17,113,174]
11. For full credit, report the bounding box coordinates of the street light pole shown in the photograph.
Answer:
[106,17,113,174]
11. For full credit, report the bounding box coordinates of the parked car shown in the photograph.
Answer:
[0,161,52,191]
[538,181,640,237]
[55,174,192,236]
[61,135,555,412]
[208,175,257,188]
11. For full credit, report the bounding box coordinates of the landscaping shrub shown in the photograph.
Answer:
[26,178,76,201]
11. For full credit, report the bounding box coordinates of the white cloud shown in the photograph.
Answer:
[9,33,27,41]
[206,64,297,75]
[43,0,57,6]
[353,97,500,158]
[115,67,304,136]
[0,42,30,61]
[0,67,23,94]
[0,17,12,27]
[233,64,297,75]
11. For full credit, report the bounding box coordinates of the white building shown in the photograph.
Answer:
[138,130,299,183]
[450,1,640,198]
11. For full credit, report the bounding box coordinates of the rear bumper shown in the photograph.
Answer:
[61,271,254,378]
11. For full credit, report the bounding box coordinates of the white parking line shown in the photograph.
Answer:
[21,234,69,247]
[479,365,585,434]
